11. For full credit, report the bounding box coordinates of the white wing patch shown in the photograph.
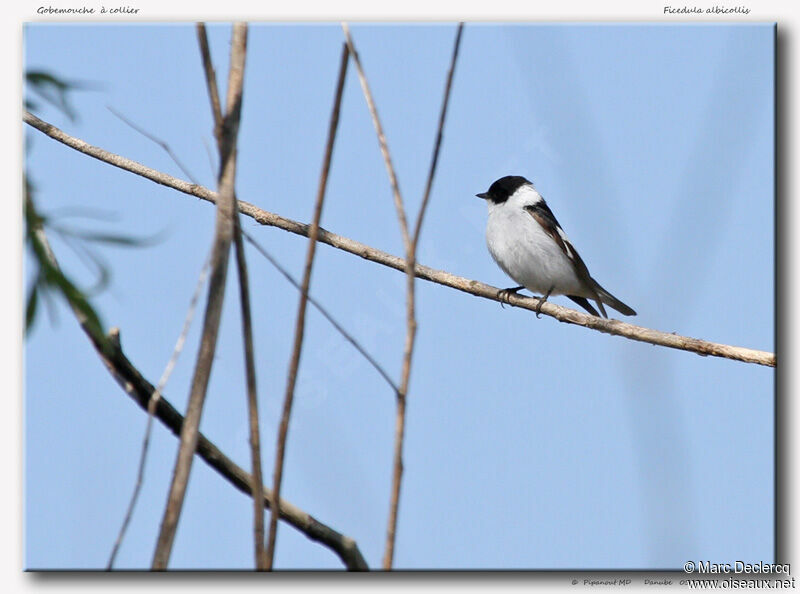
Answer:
[555,226,574,259]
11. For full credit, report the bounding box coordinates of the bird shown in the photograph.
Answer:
[476,175,636,318]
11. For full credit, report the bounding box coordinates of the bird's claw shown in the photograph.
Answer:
[497,286,524,309]
[497,287,525,309]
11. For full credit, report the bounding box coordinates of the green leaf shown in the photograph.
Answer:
[68,229,160,247]
[24,70,93,121]
[45,260,105,340]
[26,71,70,89]
[24,185,106,341]
[25,284,39,332]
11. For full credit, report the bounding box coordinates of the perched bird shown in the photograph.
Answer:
[476,175,636,318]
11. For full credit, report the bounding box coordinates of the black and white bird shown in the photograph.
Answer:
[476,175,636,318]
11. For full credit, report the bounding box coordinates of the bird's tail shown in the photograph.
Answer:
[594,284,636,317]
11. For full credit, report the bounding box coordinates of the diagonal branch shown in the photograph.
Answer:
[241,229,399,392]
[197,21,266,570]
[28,199,368,570]
[151,22,248,570]
[106,105,199,183]
[22,111,776,368]
[264,42,350,570]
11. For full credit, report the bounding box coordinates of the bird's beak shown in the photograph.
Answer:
[476,192,488,200]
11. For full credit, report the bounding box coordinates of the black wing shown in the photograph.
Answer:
[523,201,607,317]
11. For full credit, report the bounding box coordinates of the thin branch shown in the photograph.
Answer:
[397,22,461,569]
[234,223,266,569]
[106,253,211,570]
[341,23,413,569]
[343,24,462,569]
[152,22,248,570]
[29,197,368,570]
[22,111,776,367]
[241,230,399,391]
[341,23,410,248]
[196,23,224,143]
[413,23,463,248]
[384,273,413,571]
[106,105,198,183]
[197,21,266,570]
[344,22,464,569]
[265,43,350,570]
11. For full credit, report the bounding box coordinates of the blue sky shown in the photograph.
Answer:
[23,22,774,570]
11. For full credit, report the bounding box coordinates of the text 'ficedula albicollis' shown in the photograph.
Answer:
[477,175,636,318]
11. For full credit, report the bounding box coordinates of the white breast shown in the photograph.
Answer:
[485,198,587,297]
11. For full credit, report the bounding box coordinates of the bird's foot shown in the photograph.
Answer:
[535,287,554,318]
[497,286,525,309]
